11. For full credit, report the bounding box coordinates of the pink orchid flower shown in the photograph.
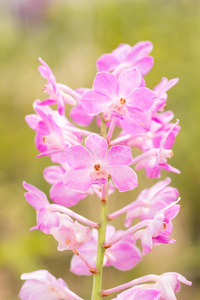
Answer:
[118,110,179,153]
[25,100,82,163]
[23,181,61,234]
[124,177,179,227]
[70,225,141,275]
[23,181,97,233]
[50,219,91,251]
[151,77,179,113]
[44,165,115,207]
[38,58,77,115]
[108,272,191,300]
[19,269,83,300]
[64,134,138,192]
[152,272,192,300]
[80,68,156,135]
[132,200,180,255]
[132,120,180,178]
[96,41,154,77]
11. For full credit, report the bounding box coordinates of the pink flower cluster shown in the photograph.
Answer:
[19,41,191,299]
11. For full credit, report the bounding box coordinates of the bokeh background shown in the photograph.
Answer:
[0,0,200,299]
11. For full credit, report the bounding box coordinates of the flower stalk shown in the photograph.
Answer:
[91,184,108,300]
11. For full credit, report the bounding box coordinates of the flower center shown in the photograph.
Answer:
[163,222,167,230]
[42,133,64,151]
[94,164,101,171]
[120,98,126,105]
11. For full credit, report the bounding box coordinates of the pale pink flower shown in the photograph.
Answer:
[50,219,91,251]
[151,77,179,113]
[64,134,138,192]
[23,181,61,234]
[19,269,83,300]
[109,272,191,300]
[23,181,97,232]
[96,41,154,76]
[124,178,179,227]
[70,225,141,275]
[80,68,156,134]
[25,100,82,163]
[132,201,180,255]
[38,58,76,115]
[44,164,116,207]
[120,111,179,154]
[152,272,192,300]
[133,120,180,178]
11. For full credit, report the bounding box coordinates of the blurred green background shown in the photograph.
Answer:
[0,0,200,299]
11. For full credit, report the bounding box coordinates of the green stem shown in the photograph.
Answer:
[91,184,108,300]
[91,114,108,300]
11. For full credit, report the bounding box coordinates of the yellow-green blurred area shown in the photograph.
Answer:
[0,0,200,299]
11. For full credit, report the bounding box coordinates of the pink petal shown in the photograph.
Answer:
[160,163,181,174]
[106,146,133,165]
[176,273,192,288]
[70,103,94,126]
[70,236,97,276]
[96,53,120,72]
[140,227,153,255]
[64,168,93,192]
[127,41,153,62]
[37,208,60,234]
[127,87,156,111]
[116,287,161,300]
[50,182,86,207]
[113,43,132,60]
[156,279,177,300]
[108,240,141,270]
[81,90,111,115]
[144,157,160,178]
[134,56,154,75]
[65,145,92,168]
[105,224,116,240]
[120,110,150,134]
[153,77,179,97]
[107,165,138,192]
[23,181,49,210]
[57,95,65,116]
[43,166,64,184]
[85,134,108,160]
[93,72,119,99]
[38,99,57,106]
[20,270,52,281]
[70,254,95,276]
[118,68,141,96]
[25,114,40,131]
[164,204,180,222]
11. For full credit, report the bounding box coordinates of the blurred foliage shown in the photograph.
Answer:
[0,0,200,299]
